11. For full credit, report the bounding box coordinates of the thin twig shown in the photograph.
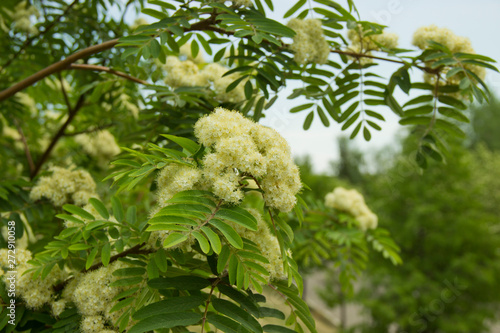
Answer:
[53,242,154,292]
[68,63,149,85]
[13,119,35,173]
[201,278,220,333]
[0,39,119,102]
[30,94,86,179]
[85,243,154,273]
[57,72,71,110]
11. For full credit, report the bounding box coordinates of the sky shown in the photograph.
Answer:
[257,0,500,172]
[129,0,500,173]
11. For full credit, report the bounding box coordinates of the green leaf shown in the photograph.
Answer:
[148,275,211,290]
[128,312,202,333]
[161,134,200,155]
[263,325,296,333]
[260,308,286,320]
[191,39,199,58]
[284,0,307,18]
[316,106,330,127]
[245,81,253,100]
[56,214,84,225]
[363,127,371,141]
[217,245,231,273]
[111,196,124,222]
[146,224,191,232]
[133,296,205,320]
[86,247,98,270]
[438,107,469,123]
[163,232,188,248]
[126,206,137,225]
[438,95,467,110]
[89,198,109,219]
[454,52,496,62]
[303,111,314,130]
[435,119,466,137]
[109,297,135,313]
[201,226,222,254]
[217,285,260,317]
[290,103,314,113]
[112,267,146,277]
[62,204,94,220]
[149,215,198,226]
[212,298,263,333]
[154,248,169,272]
[399,116,432,126]
[207,313,252,333]
[68,243,92,251]
[215,207,258,231]
[101,242,111,266]
[210,220,244,249]
[192,231,210,254]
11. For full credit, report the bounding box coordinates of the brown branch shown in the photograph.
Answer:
[57,73,71,110]
[0,39,119,102]
[68,64,149,85]
[53,242,154,292]
[30,94,86,179]
[85,243,154,273]
[13,119,35,173]
[0,0,80,73]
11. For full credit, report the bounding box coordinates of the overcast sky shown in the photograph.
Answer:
[258,0,500,172]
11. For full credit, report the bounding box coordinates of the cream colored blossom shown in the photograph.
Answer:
[347,26,398,64]
[231,0,253,6]
[412,25,486,87]
[0,250,68,309]
[202,63,246,103]
[164,56,207,87]
[194,108,301,210]
[81,315,105,333]
[30,166,97,206]
[72,261,129,317]
[51,300,66,317]
[325,187,378,230]
[287,18,330,65]
[75,130,121,168]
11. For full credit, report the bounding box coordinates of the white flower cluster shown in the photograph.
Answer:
[287,18,330,65]
[230,0,253,7]
[347,26,398,64]
[164,57,246,103]
[10,1,39,34]
[325,187,378,231]
[72,261,131,332]
[75,130,121,168]
[0,248,68,309]
[195,107,302,211]
[30,166,98,206]
[412,25,486,86]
